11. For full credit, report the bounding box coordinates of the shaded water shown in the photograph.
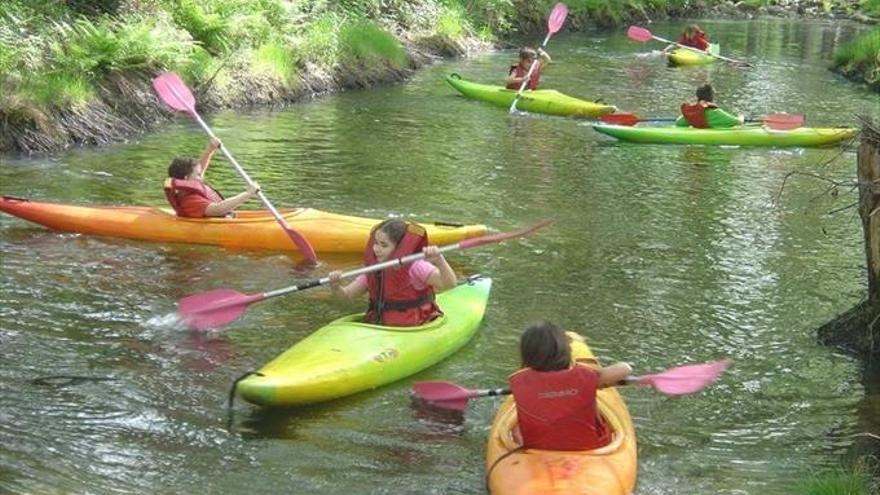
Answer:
[2,17,879,494]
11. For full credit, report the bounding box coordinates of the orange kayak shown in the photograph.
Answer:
[0,196,488,255]
[485,332,638,495]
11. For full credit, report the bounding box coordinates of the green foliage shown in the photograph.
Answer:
[833,28,880,88]
[339,18,407,70]
[253,40,297,83]
[862,0,880,16]
[19,73,95,108]
[800,458,877,495]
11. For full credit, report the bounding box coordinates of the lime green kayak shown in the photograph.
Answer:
[593,123,858,147]
[237,276,492,406]
[667,43,719,66]
[446,73,616,118]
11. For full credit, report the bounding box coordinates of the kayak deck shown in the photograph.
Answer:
[667,43,719,66]
[446,73,616,118]
[237,276,492,406]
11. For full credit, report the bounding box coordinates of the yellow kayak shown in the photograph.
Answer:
[0,196,488,255]
[485,332,638,495]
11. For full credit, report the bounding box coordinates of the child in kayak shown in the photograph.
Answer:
[675,84,744,129]
[506,47,552,90]
[329,219,457,327]
[164,137,260,218]
[509,321,632,451]
[676,24,710,51]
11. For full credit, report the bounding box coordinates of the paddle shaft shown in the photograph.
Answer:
[164,83,316,261]
[659,35,751,66]
[509,31,553,113]
[263,241,469,299]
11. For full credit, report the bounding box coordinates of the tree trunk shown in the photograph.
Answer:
[818,118,880,357]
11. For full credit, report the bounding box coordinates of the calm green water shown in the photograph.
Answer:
[2,17,878,494]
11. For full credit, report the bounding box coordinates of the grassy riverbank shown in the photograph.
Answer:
[0,0,876,154]
[833,27,880,90]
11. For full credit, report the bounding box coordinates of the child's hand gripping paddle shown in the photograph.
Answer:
[152,72,318,264]
[509,3,568,114]
[176,220,553,331]
[412,358,733,411]
[600,112,805,130]
[626,26,753,68]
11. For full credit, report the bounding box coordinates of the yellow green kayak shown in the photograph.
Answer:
[237,276,492,406]
[667,43,719,66]
[446,73,617,118]
[593,123,858,147]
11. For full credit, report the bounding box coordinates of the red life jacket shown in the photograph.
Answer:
[678,30,709,51]
[163,177,224,217]
[506,63,541,90]
[509,365,611,451]
[680,102,717,129]
[363,223,442,327]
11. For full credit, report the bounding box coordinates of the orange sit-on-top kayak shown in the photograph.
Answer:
[485,332,638,494]
[0,196,488,255]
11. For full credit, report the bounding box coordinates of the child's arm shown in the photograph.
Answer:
[329,271,368,300]
[203,182,260,217]
[598,362,633,388]
[423,246,457,291]
[537,48,551,65]
[196,138,222,178]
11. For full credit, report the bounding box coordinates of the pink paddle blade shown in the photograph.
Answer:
[547,3,569,35]
[411,381,474,411]
[152,72,195,114]
[762,113,805,130]
[600,113,641,126]
[627,25,653,43]
[638,358,733,395]
[177,288,262,331]
[459,219,552,250]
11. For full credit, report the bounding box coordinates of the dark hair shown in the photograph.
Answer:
[375,219,408,245]
[696,84,714,102]
[519,47,537,60]
[168,157,198,179]
[520,321,571,372]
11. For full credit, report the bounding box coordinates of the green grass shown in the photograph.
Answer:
[800,458,878,495]
[253,40,297,84]
[833,28,880,88]
[339,18,407,70]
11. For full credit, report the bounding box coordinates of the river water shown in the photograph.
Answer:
[1,17,878,494]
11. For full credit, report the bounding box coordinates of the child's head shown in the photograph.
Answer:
[372,219,408,261]
[168,157,198,180]
[684,24,702,38]
[520,321,571,372]
[696,84,714,102]
[519,47,537,63]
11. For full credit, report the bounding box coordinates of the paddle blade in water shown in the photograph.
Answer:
[638,358,733,395]
[411,381,474,411]
[152,73,195,114]
[600,113,642,126]
[627,26,653,43]
[547,3,569,35]
[177,288,261,331]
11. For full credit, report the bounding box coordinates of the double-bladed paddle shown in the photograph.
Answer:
[509,3,568,114]
[176,219,553,330]
[152,72,318,264]
[626,26,753,68]
[600,112,805,130]
[412,358,733,411]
